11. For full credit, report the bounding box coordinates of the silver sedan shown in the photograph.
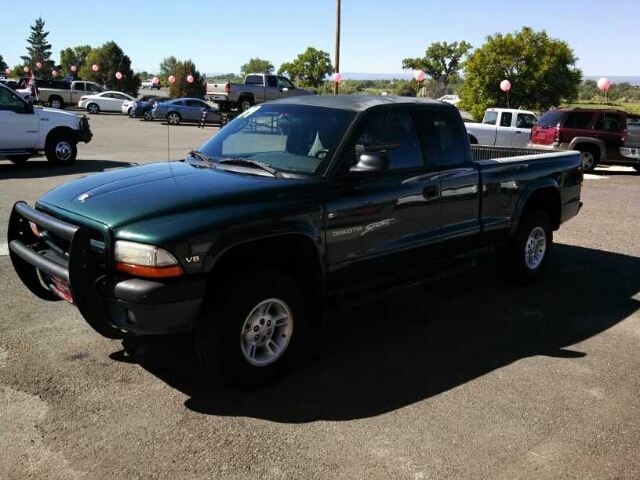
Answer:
[151,98,220,125]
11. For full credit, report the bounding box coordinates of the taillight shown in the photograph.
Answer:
[79,96,87,101]
[225,82,230,94]
[621,127,627,143]
[552,127,560,145]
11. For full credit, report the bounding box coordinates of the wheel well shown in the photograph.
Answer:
[574,143,600,161]
[45,127,76,145]
[522,187,561,230]
[239,94,254,103]
[48,94,63,103]
[209,234,325,323]
[167,110,181,117]
[468,134,478,144]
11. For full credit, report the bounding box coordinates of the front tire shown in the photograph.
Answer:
[496,210,553,284]
[6,154,30,164]
[45,134,77,165]
[195,269,309,388]
[167,111,181,125]
[143,110,153,121]
[87,103,100,115]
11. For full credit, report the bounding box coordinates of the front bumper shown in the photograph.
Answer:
[8,202,205,337]
[75,116,92,143]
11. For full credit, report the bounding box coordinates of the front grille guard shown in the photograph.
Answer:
[8,201,125,339]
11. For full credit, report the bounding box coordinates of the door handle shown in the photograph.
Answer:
[515,130,522,134]
[423,185,439,201]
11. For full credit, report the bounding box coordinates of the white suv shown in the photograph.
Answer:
[0,83,92,165]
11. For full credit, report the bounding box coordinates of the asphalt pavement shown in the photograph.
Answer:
[0,114,639,479]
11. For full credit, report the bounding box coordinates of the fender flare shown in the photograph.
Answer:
[509,178,560,236]
[568,137,606,160]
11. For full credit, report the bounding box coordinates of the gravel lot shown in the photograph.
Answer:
[1,113,639,479]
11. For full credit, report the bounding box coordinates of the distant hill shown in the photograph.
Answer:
[585,76,640,86]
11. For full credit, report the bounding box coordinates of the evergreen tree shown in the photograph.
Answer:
[0,55,7,73]
[20,17,54,78]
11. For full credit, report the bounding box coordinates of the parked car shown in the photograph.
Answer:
[129,96,170,120]
[438,94,460,105]
[0,83,92,165]
[141,78,161,90]
[0,78,20,90]
[78,91,137,114]
[206,73,313,111]
[619,114,640,167]
[465,108,538,148]
[24,79,105,109]
[528,108,639,172]
[7,95,583,387]
[152,98,220,125]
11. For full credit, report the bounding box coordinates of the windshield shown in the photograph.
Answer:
[198,104,355,175]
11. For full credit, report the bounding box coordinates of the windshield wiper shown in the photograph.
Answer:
[188,150,216,167]
[217,158,283,178]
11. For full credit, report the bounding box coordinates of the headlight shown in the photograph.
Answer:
[114,240,183,277]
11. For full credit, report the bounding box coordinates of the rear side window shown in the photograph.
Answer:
[500,112,513,127]
[594,113,623,133]
[483,111,498,125]
[267,76,277,87]
[356,111,424,170]
[415,109,466,167]
[563,112,593,129]
[245,75,262,85]
[537,110,567,127]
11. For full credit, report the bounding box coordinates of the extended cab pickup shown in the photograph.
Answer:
[33,79,105,110]
[8,95,582,387]
[0,83,92,165]
[466,108,538,148]
[207,73,313,112]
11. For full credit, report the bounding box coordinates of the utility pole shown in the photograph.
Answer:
[334,0,341,94]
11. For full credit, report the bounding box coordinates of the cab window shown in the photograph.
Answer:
[278,77,294,89]
[0,87,29,113]
[415,109,466,167]
[356,111,423,170]
[482,111,498,125]
[500,112,513,127]
[267,76,278,88]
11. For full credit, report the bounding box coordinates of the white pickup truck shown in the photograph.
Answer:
[0,83,92,165]
[465,108,538,148]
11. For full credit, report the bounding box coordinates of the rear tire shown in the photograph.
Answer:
[49,97,64,109]
[195,269,309,388]
[577,145,599,173]
[45,134,77,165]
[6,154,30,164]
[238,97,253,112]
[87,103,100,115]
[167,111,181,125]
[143,110,153,121]
[496,210,553,284]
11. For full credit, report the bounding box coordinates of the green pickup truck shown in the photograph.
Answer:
[8,95,583,387]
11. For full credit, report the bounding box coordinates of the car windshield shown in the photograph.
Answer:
[198,104,356,175]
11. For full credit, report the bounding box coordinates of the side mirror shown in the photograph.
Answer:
[280,87,289,92]
[348,150,389,174]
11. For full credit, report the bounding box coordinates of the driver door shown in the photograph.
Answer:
[277,77,297,98]
[0,87,38,149]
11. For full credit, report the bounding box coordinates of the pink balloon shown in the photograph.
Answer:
[152,76,160,84]
[332,72,342,83]
[168,75,176,84]
[70,65,77,72]
[36,62,42,69]
[115,71,123,80]
[597,77,610,92]
[52,70,58,77]
[500,80,512,92]
[187,75,194,83]
[4,68,11,76]
[414,70,426,82]
[92,64,99,72]
[23,66,30,73]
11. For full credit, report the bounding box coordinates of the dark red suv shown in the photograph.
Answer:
[529,108,639,173]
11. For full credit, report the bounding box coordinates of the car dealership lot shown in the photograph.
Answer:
[1,114,639,479]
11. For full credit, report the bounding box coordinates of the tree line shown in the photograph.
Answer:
[5,19,635,118]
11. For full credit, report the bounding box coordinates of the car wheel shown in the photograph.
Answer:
[49,97,64,109]
[6,154,30,164]
[87,103,100,115]
[239,98,253,112]
[195,269,309,388]
[578,146,599,173]
[45,134,77,165]
[143,110,153,121]
[496,209,553,284]
[167,112,181,125]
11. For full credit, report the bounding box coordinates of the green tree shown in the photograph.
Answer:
[168,60,206,99]
[278,47,333,88]
[159,56,178,80]
[460,27,582,120]
[59,45,92,77]
[79,41,140,96]
[402,41,471,94]
[0,55,7,72]
[20,17,55,78]
[240,58,274,77]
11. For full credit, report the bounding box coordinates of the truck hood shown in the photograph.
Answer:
[37,161,316,230]
[36,106,83,123]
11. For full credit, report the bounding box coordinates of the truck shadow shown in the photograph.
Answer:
[111,244,640,423]
[0,159,136,180]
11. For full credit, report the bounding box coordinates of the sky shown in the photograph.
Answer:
[0,0,636,77]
